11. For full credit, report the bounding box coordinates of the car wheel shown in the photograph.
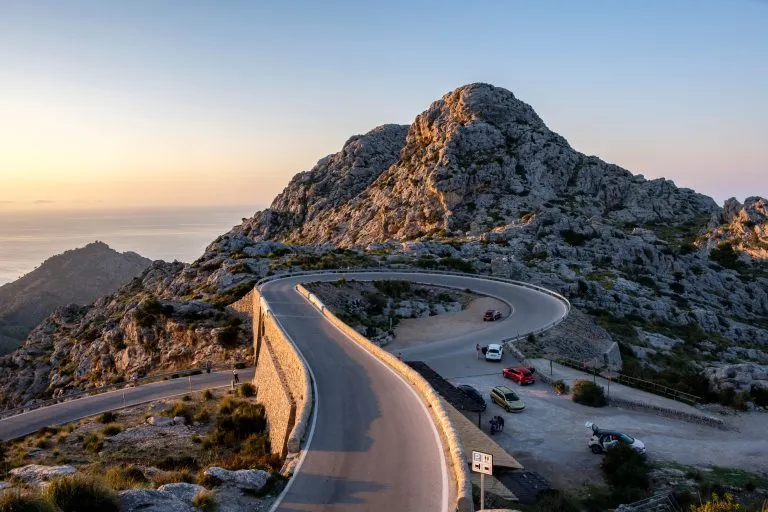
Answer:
[590,445,602,454]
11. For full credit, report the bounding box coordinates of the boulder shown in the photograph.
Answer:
[146,416,176,427]
[9,464,76,485]
[172,416,187,426]
[204,467,270,492]
[119,489,196,512]
[157,483,206,504]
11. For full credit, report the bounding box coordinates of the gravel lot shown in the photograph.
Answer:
[450,371,768,491]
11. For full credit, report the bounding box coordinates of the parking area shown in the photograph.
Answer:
[449,370,768,491]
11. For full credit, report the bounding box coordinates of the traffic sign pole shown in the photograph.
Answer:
[480,472,485,510]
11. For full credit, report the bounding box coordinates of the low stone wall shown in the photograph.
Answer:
[296,283,473,512]
[227,289,255,317]
[608,397,726,429]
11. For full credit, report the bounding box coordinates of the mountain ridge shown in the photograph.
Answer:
[0,241,152,355]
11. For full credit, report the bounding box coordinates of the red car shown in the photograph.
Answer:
[503,366,536,385]
[483,309,502,321]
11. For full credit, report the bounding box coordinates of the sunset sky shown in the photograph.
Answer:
[1,0,766,210]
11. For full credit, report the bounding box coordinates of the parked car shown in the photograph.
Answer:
[503,366,536,385]
[490,385,525,412]
[483,309,502,321]
[457,384,487,411]
[585,422,646,454]
[485,343,503,362]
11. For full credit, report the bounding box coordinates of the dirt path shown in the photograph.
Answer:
[388,297,509,350]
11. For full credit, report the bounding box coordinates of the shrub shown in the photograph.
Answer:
[240,433,270,457]
[98,411,118,424]
[43,474,119,512]
[193,409,211,423]
[164,401,198,424]
[157,455,198,471]
[530,489,582,512]
[182,394,192,402]
[373,280,412,298]
[238,383,256,398]
[201,389,214,401]
[104,464,148,490]
[101,424,123,437]
[191,489,216,511]
[0,490,55,512]
[571,380,607,407]
[215,325,240,348]
[204,400,266,448]
[601,443,651,504]
[82,433,103,454]
[552,380,570,395]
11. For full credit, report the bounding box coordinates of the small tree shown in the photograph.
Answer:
[601,443,651,504]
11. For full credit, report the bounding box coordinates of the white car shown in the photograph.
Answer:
[485,344,503,362]
[585,422,646,454]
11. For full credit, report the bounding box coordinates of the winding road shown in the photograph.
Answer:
[0,271,568,512]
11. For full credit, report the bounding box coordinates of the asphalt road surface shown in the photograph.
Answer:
[263,272,568,512]
[0,369,254,441]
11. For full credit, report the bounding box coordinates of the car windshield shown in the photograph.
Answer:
[504,392,519,400]
[619,433,635,443]
[488,348,499,353]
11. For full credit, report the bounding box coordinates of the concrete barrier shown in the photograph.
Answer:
[295,283,473,512]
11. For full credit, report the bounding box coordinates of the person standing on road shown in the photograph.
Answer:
[476,343,481,359]
[232,367,239,384]
[206,361,212,374]
[496,415,505,431]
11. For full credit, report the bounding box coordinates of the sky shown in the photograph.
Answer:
[1,0,766,210]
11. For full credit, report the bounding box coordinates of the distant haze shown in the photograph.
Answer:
[1,1,766,208]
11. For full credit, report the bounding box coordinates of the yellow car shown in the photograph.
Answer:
[490,385,525,412]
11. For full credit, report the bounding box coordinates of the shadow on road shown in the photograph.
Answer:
[276,472,388,510]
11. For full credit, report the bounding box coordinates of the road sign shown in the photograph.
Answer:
[471,450,493,475]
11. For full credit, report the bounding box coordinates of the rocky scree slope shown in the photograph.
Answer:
[0,242,151,355]
[1,83,766,408]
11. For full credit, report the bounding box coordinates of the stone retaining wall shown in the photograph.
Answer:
[256,335,297,456]
[228,287,312,458]
[296,283,473,512]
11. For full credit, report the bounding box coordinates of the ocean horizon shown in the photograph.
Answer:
[0,205,260,286]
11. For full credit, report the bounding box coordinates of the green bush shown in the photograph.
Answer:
[0,491,55,512]
[215,325,240,348]
[157,455,198,471]
[97,411,118,424]
[164,401,199,424]
[201,389,214,401]
[373,280,412,298]
[601,443,651,504]
[571,380,607,407]
[238,383,256,398]
[204,399,266,448]
[82,433,103,454]
[43,474,119,512]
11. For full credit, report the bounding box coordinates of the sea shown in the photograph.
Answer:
[0,205,260,286]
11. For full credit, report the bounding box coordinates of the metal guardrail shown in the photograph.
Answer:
[553,355,701,406]
[0,362,245,421]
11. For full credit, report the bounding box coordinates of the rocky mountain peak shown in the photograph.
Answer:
[236,83,718,247]
[703,196,768,260]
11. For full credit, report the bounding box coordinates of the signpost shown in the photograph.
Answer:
[471,450,493,510]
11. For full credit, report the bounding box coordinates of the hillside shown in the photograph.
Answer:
[0,242,152,354]
[1,83,766,409]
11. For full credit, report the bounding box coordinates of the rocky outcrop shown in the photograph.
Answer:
[203,467,271,492]
[700,197,768,260]
[0,241,151,354]
[157,483,207,504]
[8,464,76,485]
[119,489,197,512]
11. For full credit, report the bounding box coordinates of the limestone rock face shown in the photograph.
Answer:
[9,464,76,485]
[157,483,207,504]
[119,489,196,512]
[203,467,271,491]
[701,196,768,260]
